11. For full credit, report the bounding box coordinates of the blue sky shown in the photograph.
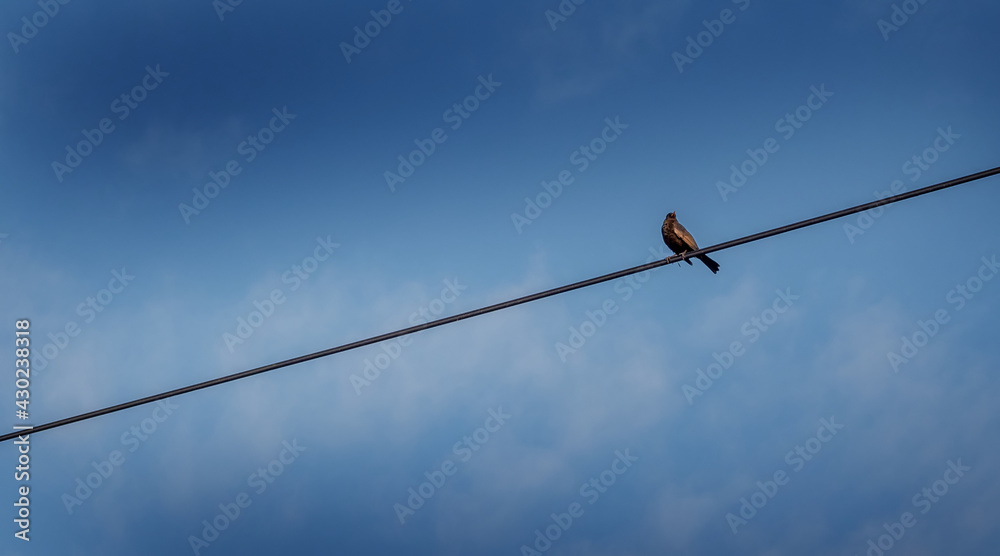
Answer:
[1,0,999,554]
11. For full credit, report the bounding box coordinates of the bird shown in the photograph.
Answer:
[661,212,720,274]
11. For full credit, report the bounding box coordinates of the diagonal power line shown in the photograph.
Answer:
[3,165,999,443]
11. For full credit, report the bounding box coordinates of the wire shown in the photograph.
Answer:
[3,165,998,444]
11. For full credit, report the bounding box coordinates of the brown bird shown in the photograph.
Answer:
[661,212,720,274]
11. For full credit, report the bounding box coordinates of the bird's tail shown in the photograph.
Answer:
[697,254,720,274]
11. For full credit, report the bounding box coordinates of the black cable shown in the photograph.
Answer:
[4,165,998,443]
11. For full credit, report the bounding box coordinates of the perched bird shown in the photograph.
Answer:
[661,212,720,274]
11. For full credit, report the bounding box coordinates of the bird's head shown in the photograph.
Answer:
[666,211,676,220]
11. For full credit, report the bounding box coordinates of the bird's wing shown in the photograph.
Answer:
[673,221,700,250]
